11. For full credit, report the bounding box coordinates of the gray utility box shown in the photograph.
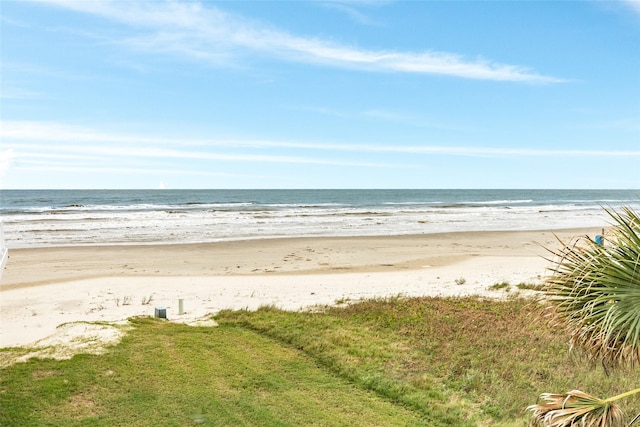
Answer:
[155,307,167,319]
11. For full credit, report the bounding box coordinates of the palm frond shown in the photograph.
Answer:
[527,389,626,427]
[544,206,640,367]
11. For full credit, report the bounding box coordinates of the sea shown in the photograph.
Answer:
[0,189,638,249]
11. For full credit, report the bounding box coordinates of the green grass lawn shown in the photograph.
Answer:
[2,296,638,426]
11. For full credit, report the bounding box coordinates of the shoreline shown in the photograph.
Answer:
[0,228,600,352]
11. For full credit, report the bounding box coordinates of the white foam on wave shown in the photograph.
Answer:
[2,202,615,248]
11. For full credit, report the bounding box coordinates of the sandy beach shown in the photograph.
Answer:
[0,228,599,357]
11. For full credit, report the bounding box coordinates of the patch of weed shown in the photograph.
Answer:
[488,281,510,291]
[516,282,545,291]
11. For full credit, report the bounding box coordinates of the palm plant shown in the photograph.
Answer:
[528,206,640,427]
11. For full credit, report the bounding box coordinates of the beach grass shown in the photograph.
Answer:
[2,296,638,426]
[488,281,511,291]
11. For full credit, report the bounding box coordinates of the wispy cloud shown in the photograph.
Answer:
[0,85,43,100]
[0,149,16,176]
[0,14,33,29]
[0,121,394,171]
[3,121,637,162]
[621,0,640,14]
[3,120,638,187]
[32,0,563,83]
[361,109,460,130]
[14,143,390,167]
[14,160,247,178]
[566,117,640,132]
[318,1,382,26]
[296,106,464,130]
[594,0,640,18]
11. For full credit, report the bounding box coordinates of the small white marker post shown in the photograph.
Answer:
[178,299,184,315]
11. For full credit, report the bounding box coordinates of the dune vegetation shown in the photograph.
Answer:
[1,292,637,426]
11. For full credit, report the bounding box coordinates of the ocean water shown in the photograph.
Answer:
[1,189,638,248]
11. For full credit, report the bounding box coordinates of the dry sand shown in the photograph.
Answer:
[0,228,599,362]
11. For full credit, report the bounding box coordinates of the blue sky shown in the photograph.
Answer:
[1,0,639,189]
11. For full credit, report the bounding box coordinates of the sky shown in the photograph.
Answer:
[1,0,639,190]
